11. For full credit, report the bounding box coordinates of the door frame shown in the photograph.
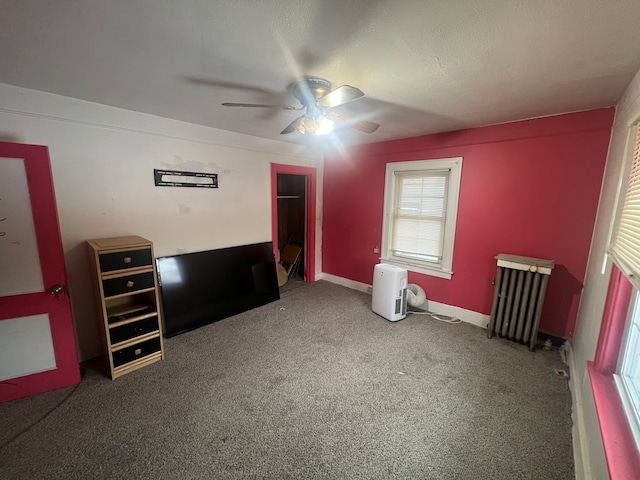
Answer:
[271,164,316,282]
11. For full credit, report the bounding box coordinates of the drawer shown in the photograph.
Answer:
[112,337,161,368]
[109,315,159,345]
[102,271,155,298]
[99,248,152,273]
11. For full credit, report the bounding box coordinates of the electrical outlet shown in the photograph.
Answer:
[373,247,379,254]
[366,286,373,294]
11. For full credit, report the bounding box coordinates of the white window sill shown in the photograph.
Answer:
[380,258,453,280]
[614,374,640,452]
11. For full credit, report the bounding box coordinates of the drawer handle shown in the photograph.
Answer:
[134,348,142,355]
[126,280,134,288]
[124,256,132,264]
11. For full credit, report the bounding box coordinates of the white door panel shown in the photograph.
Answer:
[0,157,44,297]
[0,314,56,381]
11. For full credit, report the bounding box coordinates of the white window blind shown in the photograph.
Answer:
[381,157,462,279]
[612,126,640,287]
[391,170,450,265]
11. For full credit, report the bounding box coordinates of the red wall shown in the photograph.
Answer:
[322,109,614,338]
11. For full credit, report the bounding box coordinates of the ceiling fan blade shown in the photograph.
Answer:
[186,77,275,95]
[348,119,380,134]
[281,114,305,134]
[327,111,380,134]
[222,102,301,110]
[317,85,364,108]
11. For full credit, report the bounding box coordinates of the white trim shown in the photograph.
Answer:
[0,85,317,163]
[318,273,489,328]
[566,340,592,480]
[423,299,489,328]
[0,107,310,159]
[316,273,371,293]
[614,374,640,453]
[380,258,453,279]
[615,289,640,452]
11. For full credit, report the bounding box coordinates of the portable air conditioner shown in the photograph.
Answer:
[372,263,408,321]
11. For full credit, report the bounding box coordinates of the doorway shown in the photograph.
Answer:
[270,164,316,283]
[277,173,306,280]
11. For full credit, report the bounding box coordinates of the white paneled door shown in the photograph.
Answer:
[0,142,80,402]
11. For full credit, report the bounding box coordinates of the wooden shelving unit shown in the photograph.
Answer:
[87,236,165,379]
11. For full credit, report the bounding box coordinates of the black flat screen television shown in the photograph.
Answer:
[156,241,280,337]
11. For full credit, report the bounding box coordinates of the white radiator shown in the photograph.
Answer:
[487,254,554,351]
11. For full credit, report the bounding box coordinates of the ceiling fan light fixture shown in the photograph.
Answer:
[294,116,312,134]
[314,116,334,135]
[295,113,334,136]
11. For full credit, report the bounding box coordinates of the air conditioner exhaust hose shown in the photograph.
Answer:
[407,283,427,308]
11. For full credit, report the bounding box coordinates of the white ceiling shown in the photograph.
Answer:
[2,1,640,147]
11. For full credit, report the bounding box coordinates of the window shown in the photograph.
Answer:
[610,124,640,436]
[594,120,640,475]
[615,290,640,451]
[588,266,639,478]
[381,158,463,279]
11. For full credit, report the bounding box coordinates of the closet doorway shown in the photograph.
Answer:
[270,164,316,282]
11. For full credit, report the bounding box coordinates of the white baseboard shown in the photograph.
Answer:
[318,273,489,329]
[316,273,371,293]
[566,340,590,480]
[424,299,490,329]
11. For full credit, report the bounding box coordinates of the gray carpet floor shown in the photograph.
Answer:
[0,280,574,479]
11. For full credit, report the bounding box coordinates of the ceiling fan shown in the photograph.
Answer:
[222,76,379,136]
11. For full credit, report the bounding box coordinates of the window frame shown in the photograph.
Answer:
[614,287,640,452]
[380,157,463,279]
[589,266,640,478]
[590,117,640,478]
[610,120,640,447]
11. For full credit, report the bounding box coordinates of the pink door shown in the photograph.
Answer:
[0,142,80,402]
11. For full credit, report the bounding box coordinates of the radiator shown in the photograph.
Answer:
[487,254,554,351]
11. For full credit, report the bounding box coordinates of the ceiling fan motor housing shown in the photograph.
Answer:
[290,77,332,106]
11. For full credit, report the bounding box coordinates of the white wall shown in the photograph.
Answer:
[571,68,640,478]
[0,83,323,361]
